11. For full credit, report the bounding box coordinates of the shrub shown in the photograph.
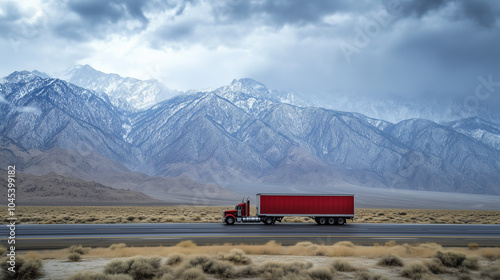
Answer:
[257,260,311,279]
[69,245,89,255]
[206,260,235,278]
[68,253,82,262]
[0,257,43,280]
[456,273,471,280]
[309,267,334,280]
[258,261,287,280]
[181,255,235,278]
[166,253,185,266]
[468,243,479,250]
[109,243,127,250]
[462,257,479,270]
[129,257,162,280]
[164,267,207,280]
[70,271,133,280]
[482,250,500,262]
[219,249,251,265]
[332,260,357,272]
[424,259,446,274]
[377,254,404,267]
[401,263,430,280]
[185,255,213,270]
[234,265,259,278]
[104,259,133,274]
[176,240,197,248]
[481,265,500,280]
[283,261,313,274]
[104,257,161,280]
[434,251,466,267]
[357,270,389,280]
[385,240,397,247]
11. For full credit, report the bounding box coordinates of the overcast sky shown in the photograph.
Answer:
[1,0,499,113]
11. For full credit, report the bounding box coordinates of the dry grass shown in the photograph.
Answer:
[32,241,500,262]
[10,206,500,224]
[13,241,500,280]
[109,243,126,250]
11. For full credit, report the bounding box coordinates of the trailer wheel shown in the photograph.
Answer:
[225,216,235,225]
[327,218,335,225]
[264,217,274,225]
[318,217,327,225]
[314,218,321,225]
[336,218,345,225]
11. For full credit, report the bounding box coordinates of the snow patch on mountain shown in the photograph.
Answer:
[57,65,179,112]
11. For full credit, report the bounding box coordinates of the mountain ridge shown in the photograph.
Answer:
[1,70,500,197]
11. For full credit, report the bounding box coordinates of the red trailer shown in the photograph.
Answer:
[223,193,354,225]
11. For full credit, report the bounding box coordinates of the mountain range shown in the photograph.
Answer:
[1,67,500,204]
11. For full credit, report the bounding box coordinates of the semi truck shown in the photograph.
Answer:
[222,193,354,225]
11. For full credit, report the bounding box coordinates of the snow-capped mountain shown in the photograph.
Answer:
[195,78,310,112]
[58,65,178,112]
[131,85,500,194]
[2,70,500,195]
[447,117,500,151]
[0,71,136,165]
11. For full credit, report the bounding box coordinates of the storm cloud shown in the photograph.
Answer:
[0,0,499,119]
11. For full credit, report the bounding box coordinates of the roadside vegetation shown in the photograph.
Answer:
[12,206,500,224]
[2,241,499,280]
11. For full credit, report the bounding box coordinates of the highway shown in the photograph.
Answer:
[2,223,499,250]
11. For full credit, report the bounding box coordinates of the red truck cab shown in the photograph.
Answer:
[223,198,255,225]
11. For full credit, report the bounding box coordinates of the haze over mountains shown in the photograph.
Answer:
[1,66,500,205]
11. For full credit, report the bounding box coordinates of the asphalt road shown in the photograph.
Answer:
[2,223,499,250]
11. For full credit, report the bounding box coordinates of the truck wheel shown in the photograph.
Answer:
[327,218,335,225]
[318,217,327,225]
[336,218,345,225]
[264,217,274,225]
[225,216,235,225]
